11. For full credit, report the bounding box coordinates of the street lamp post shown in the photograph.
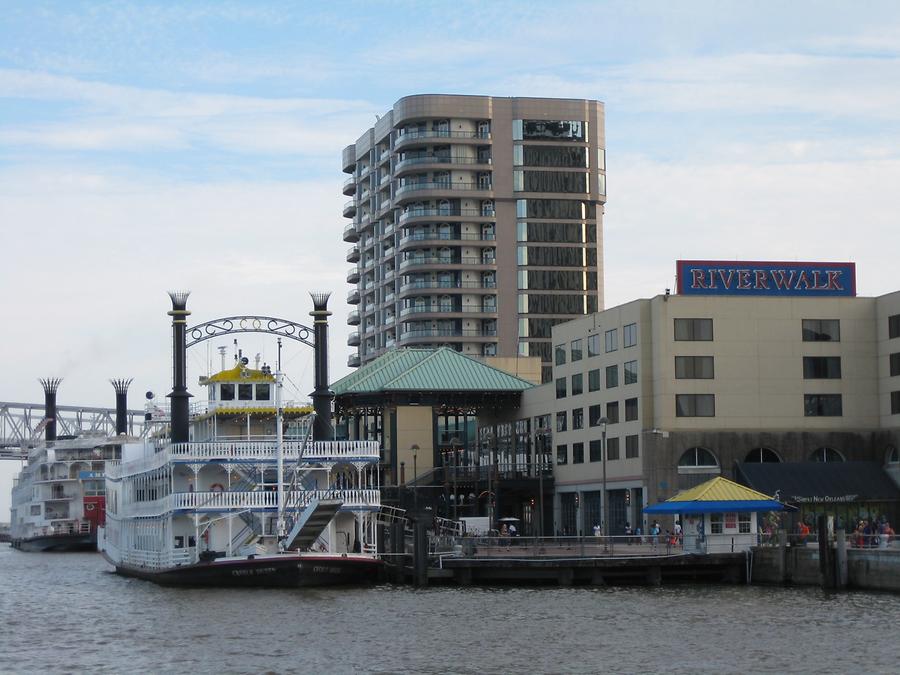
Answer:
[536,428,548,537]
[599,417,609,538]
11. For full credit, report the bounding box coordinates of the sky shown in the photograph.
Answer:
[2,0,900,514]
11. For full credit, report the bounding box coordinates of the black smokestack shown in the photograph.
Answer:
[39,378,62,442]
[167,291,192,444]
[310,292,334,441]
[110,378,133,436]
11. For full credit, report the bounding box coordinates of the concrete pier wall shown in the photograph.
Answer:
[752,546,900,592]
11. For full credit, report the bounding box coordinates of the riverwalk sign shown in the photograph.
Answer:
[676,260,856,297]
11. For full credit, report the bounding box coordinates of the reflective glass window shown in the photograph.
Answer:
[675,356,715,379]
[624,360,638,385]
[606,401,619,424]
[674,318,713,341]
[587,334,601,357]
[605,329,617,352]
[676,394,716,417]
[626,435,639,459]
[588,368,601,392]
[803,356,842,379]
[606,365,618,388]
[571,339,583,361]
[521,120,586,141]
[572,441,584,464]
[804,394,842,416]
[571,373,583,396]
[802,319,840,342]
[623,323,637,348]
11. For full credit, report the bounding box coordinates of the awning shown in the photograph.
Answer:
[735,461,900,504]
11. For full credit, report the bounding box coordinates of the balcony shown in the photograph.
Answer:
[346,268,360,284]
[346,245,360,263]
[394,129,491,151]
[342,223,359,243]
[394,154,492,174]
[342,176,356,196]
[398,231,495,250]
[399,305,498,318]
[395,181,493,199]
[347,331,361,347]
[399,207,495,224]
[342,200,356,218]
[398,255,497,271]
[399,279,496,294]
[398,327,498,342]
[348,354,361,368]
[347,310,360,326]
[347,289,360,305]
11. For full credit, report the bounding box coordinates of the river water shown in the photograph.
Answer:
[1,546,898,674]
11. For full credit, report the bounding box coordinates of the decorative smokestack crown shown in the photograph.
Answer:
[110,378,133,395]
[111,378,133,436]
[167,290,191,311]
[309,291,332,315]
[39,377,63,395]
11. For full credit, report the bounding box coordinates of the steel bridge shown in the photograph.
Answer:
[0,401,148,459]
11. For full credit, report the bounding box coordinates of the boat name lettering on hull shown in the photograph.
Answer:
[231,567,277,576]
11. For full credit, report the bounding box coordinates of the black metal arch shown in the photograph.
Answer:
[186,315,315,349]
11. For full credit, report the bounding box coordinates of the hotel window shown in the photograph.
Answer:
[572,408,584,430]
[606,437,620,460]
[739,513,751,534]
[675,356,715,379]
[571,373,583,396]
[573,442,584,464]
[606,401,619,424]
[803,356,842,379]
[810,447,844,462]
[892,391,900,415]
[802,319,840,342]
[624,360,638,385]
[625,434,639,459]
[625,398,638,422]
[571,338,583,361]
[557,443,568,465]
[589,439,602,462]
[605,329,618,352]
[589,404,604,426]
[555,377,567,399]
[710,513,723,535]
[623,323,637,348]
[606,365,618,388]
[556,411,567,432]
[804,394,843,417]
[555,344,566,365]
[587,334,601,357]
[674,318,713,341]
[890,315,900,339]
[891,353,900,377]
[676,394,716,417]
[588,368,601,392]
[679,447,719,467]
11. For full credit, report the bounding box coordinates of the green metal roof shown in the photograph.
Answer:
[332,348,535,395]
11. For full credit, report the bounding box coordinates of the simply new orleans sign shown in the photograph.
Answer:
[676,260,856,297]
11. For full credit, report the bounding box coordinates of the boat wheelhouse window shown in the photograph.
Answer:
[256,383,271,401]
[220,384,235,401]
[239,384,253,401]
[174,536,184,548]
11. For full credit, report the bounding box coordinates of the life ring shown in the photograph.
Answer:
[85,503,96,511]
[210,483,225,493]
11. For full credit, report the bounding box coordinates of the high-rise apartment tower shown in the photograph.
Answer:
[341,95,606,381]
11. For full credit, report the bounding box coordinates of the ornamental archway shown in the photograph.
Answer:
[186,315,315,349]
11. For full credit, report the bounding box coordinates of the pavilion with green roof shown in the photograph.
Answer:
[331,347,547,530]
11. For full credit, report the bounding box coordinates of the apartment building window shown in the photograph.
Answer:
[803,356,842,379]
[589,404,604,426]
[556,377,567,399]
[624,360,638,385]
[802,319,840,342]
[571,338,583,362]
[890,315,900,339]
[555,344,566,365]
[557,444,568,465]
[892,391,900,415]
[605,329,618,352]
[606,365,618,388]
[587,334,601,357]
[676,394,716,417]
[606,437,620,460]
[588,368,601,392]
[674,318,713,341]
[572,408,584,430]
[624,323,637,348]
[606,401,619,424]
[675,356,715,379]
[804,394,843,417]
[573,442,584,464]
[571,373,584,396]
[556,411,568,432]
[625,434,639,459]
[891,353,900,377]
[625,398,638,422]
[589,439,602,462]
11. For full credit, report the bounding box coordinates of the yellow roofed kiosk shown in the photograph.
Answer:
[643,476,788,554]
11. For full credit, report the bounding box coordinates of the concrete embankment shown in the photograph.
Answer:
[752,545,900,592]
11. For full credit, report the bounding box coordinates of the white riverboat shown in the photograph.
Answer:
[98,357,384,586]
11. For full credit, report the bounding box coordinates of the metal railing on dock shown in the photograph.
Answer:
[430,534,686,561]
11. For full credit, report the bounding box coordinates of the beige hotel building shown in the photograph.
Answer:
[341,95,606,382]
[518,275,900,536]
